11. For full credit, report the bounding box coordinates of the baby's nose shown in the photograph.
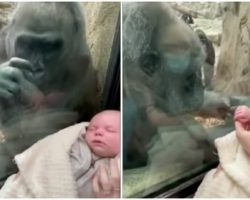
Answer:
[95,128,104,136]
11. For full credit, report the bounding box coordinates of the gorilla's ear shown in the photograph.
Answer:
[140,51,160,76]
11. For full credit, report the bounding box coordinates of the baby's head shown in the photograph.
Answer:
[85,110,120,158]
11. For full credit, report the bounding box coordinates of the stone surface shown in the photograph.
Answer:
[82,2,120,95]
[214,2,250,95]
[0,3,15,30]
[171,2,224,19]
[192,18,222,45]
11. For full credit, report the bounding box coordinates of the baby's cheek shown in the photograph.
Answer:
[85,133,92,145]
[110,136,120,154]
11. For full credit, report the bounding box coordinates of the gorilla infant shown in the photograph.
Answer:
[123,2,217,169]
[0,3,99,183]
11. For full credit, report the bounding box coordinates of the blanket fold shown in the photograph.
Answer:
[195,131,250,198]
[0,122,88,198]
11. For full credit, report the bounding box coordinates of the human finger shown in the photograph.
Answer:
[235,121,245,132]
[99,163,112,193]
[235,121,249,140]
[109,158,120,188]
[92,170,101,195]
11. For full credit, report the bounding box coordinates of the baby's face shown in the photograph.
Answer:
[85,111,120,157]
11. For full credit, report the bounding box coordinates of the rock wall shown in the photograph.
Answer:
[171,2,224,19]
[0,3,15,29]
[82,2,119,95]
[214,2,250,95]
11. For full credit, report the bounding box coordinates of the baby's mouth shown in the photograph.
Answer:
[92,140,105,145]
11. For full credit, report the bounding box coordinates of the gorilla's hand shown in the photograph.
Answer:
[197,91,231,119]
[0,57,42,107]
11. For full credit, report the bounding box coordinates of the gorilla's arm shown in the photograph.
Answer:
[197,90,232,119]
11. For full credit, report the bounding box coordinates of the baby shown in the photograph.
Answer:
[194,105,250,198]
[70,110,120,197]
[0,110,120,198]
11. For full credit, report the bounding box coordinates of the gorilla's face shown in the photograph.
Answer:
[5,3,77,90]
[141,21,205,115]
[13,31,63,87]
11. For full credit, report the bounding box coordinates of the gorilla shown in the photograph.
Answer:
[0,3,99,184]
[123,2,218,169]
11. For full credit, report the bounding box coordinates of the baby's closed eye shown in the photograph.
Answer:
[88,126,98,131]
[106,126,117,133]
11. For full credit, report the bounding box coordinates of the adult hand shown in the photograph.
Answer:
[235,121,250,155]
[92,155,120,198]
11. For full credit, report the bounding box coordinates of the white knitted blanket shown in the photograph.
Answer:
[195,131,250,198]
[0,122,88,198]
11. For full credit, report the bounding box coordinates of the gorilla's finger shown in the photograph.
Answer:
[0,79,19,94]
[0,66,25,83]
[9,57,33,72]
[0,89,14,100]
[9,58,34,82]
[0,67,39,104]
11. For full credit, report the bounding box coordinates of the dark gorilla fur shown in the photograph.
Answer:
[195,29,215,67]
[0,2,99,183]
[196,29,215,89]
[123,3,211,168]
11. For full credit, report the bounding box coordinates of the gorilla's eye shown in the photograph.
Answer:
[140,52,160,76]
[43,40,63,52]
[16,36,63,56]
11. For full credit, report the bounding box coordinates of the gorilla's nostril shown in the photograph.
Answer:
[33,70,45,79]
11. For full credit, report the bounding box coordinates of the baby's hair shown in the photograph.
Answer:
[85,110,120,133]
[98,110,120,114]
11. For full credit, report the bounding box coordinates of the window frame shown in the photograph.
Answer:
[102,12,120,110]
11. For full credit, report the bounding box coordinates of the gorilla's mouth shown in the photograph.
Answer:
[21,65,46,85]
[30,70,46,88]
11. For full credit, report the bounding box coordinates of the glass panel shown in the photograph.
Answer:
[123,2,237,197]
[0,2,120,187]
